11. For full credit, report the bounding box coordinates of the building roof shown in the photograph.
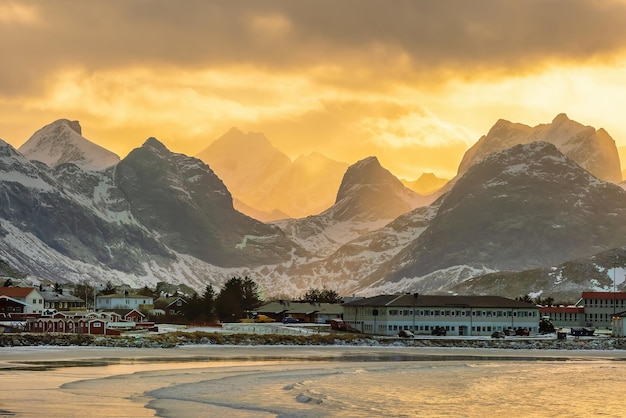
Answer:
[0,287,37,298]
[256,301,343,315]
[582,292,626,300]
[342,294,537,309]
[40,289,84,303]
[104,308,145,318]
[539,306,584,313]
[97,294,153,301]
[154,296,187,309]
[0,295,30,306]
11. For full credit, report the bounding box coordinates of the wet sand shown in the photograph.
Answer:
[1,345,625,417]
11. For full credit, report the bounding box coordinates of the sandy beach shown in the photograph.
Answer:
[2,346,626,417]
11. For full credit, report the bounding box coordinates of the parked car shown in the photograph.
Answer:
[491,331,506,339]
[398,330,415,338]
[515,327,530,336]
[282,317,299,324]
[570,327,595,336]
[330,318,347,331]
[431,326,447,336]
[254,314,274,323]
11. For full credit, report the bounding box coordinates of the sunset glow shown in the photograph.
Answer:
[3,0,626,180]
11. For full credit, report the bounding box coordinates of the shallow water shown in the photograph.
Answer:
[2,350,626,417]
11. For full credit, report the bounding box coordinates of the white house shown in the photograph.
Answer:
[0,287,45,314]
[96,294,153,311]
[342,294,539,336]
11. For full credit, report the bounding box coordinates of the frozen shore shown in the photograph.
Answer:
[1,332,626,370]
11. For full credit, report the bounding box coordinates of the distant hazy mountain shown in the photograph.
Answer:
[402,173,448,195]
[273,156,428,256]
[195,128,347,220]
[458,113,622,182]
[356,141,626,295]
[18,119,120,170]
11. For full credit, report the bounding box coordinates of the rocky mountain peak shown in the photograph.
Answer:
[335,156,402,203]
[18,119,119,171]
[457,114,621,183]
[384,140,626,285]
[142,137,170,154]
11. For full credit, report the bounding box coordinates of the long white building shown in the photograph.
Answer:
[342,294,539,336]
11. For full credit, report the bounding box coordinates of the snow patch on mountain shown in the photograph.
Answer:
[18,119,120,171]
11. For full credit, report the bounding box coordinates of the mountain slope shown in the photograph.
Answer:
[358,142,626,293]
[0,137,304,288]
[452,247,626,301]
[18,119,120,170]
[116,138,301,266]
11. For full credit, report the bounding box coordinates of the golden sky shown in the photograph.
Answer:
[2,0,626,180]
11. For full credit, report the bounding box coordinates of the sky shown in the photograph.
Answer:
[2,0,626,180]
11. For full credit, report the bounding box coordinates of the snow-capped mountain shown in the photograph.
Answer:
[18,119,120,170]
[458,113,622,182]
[0,137,305,289]
[195,128,348,220]
[354,141,626,296]
[272,156,428,256]
[4,116,626,301]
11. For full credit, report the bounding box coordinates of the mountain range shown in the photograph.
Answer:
[1,114,625,300]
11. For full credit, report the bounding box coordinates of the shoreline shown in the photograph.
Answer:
[2,343,626,370]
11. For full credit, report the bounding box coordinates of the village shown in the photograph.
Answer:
[3,280,626,340]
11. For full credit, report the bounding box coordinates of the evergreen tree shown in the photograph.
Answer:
[202,284,216,320]
[215,276,262,322]
[302,286,342,303]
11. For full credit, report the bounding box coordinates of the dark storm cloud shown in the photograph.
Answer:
[2,0,626,94]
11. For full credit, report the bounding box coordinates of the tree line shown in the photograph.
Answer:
[23,276,343,324]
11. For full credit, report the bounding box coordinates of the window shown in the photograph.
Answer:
[93,322,101,328]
